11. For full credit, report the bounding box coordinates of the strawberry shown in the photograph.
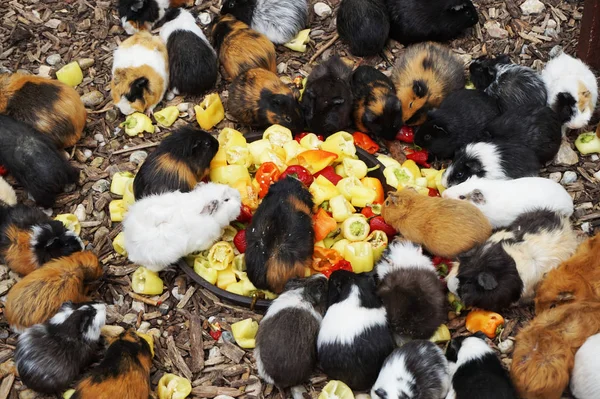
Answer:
[369,216,397,237]
[233,230,247,253]
[236,205,253,223]
[0,165,7,176]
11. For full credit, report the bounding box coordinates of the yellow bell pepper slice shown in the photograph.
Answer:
[342,158,368,179]
[320,131,356,160]
[63,389,75,399]
[336,176,362,201]
[297,150,338,174]
[153,106,180,127]
[349,185,377,208]
[208,241,235,271]
[341,214,370,241]
[195,93,225,130]
[263,124,293,147]
[56,62,83,87]
[318,380,354,399]
[210,146,228,169]
[226,146,252,168]
[335,164,347,178]
[332,238,351,255]
[415,177,428,188]
[366,230,388,262]
[283,29,311,53]
[231,318,259,349]
[216,267,237,289]
[225,281,246,296]
[137,332,155,357]
[110,171,135,196]
[210,165,251,186]
[112,232,127,256]
[258,149,287,171]
[131,267,164,295]
[157,374,192,399]
[218,128,247,148]
[309,175,340,206]
[383,165,415,189]
[283,140,307,164]
[436,169,447,194]
[247,139,272,165]
[430,324,451,343]
[421,168,439,189]
[376,154,401,168]
[344,241,374,273]
[120,113,155,136]
[402,160,421,181]
[232,180,259,210]
[329,194,356,222]
[54,214,81,236]
[240,275,258,294]
[194,257,218,285]
[109,200,127,222]
[299,133,323,150]
[123,179,135,207]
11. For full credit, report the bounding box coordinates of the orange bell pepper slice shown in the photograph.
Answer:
[297,150,338,174]
[352,132,380,154]
[465,309,505,339]
[312,247,344,272]
[361,177,385,204]
[256,162,281,198]
[313,208,338,242]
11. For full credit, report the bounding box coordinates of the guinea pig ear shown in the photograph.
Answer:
[200,199,219,215]
[412,80,428,98]
[465,160,483,174]
[130,0,145,12]
[477,272,498,291]
[470,189,486,205]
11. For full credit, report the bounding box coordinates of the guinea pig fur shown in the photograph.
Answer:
[111,31,169,115]
[317,270,395,391]
[571,333,600,399]
[14,301,106,394]
[118,0,192,35]
[301,56,354,136]
[371,340,450,399]
[391,42,465,126]
[414,89,500,159]
[448,209,578,311]
[0,73,86,148]
[211,14,276,82]
[124,182,241,272]
[441,177,574,229]
[337,0,390,57]
[351,65,403,140]
[381,188,492,259]
[71,328,153,399]
[442,141,541,188]
[5,251,103,332]
[158,8,217,97]
[246,177,314,294]
[254,274,328,388]
[375,239,446,343]
[133,126,218,200]
[542,52,599,130]
[228,68,304,133]
[0,177,16,206]
[0,115,79,208]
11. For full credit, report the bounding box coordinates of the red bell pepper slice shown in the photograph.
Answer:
[322,259,353,278]
[236,205,253,223]
[396,126,415,143]
[369,216,397,237]
[352,132,380,154]
[313,166,343,185]
[405,148,431,168]
[256,162,281,198]
[294,132,324,143]
[280,165,314,187]
[233,230,247,253]
[312,247,344,273]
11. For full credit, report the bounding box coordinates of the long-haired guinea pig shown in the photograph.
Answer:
[254,274,328,389]
[301,56,354,136]
[446,333,518,399]
[118,0,192,34]
[571,333,600,399]
[542,52,599,129]
[337,0,389,57]
[111,31,169,115]
[14,301,106,394]
[70,328,153,399]
[442,141,540,188]
[375,239,446,344]
[0,73,86,148]
[0,177,16,206]
[447,209,578,311]
[391,42,465,125]
[317,270,395,390]
[228,68,304,133]
[371,340,450,399]
[414,89,500,159]
[246,177,314,294]
[442,177,574,229]
[351,65,403,140]
[124,182,241,272]
[220,0,309,44]
[381,188,491,259]
[158,9,217,97]
[211,14,276,82]
[0,115,79,208]
[133,127,218,200]
[5,251,103,332]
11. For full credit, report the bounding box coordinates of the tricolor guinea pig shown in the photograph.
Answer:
[118,0,192,34]
[337,0,390,57]
[0,73,86,148]
[571,333,600,399]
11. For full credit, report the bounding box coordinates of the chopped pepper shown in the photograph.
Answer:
[448,292,464,315]
[56,62,83,87]
[216,267,237,289]
[406,148,431,168]
[429,324,451,343]
[384,165,415,188]
[233,230,247,253]
[263,124,293,147]
[314,165,343,185]
[344,242,374,273]
[120,113,155,136]
[255,162,281,198]
[54,214,81,236]
[153,106,179,127]
[396,126,415,143]
[137,332,155,357]
[575,132,600,155]
[309,175,340,206]
[280,165,314,186]
[352,131,380,154]
[465,309,505,339]
[194,257,218,285]
[284,29,311,52]
[313,208,339,241]
[349,184,377,208]
[360,177,385,204]
[110,171,135,196]
[321,131,356,160]
[428,188,440,197]
[341,214,370,241]
[195,93,225,130]
[231,318,259,349]
[131,267,164,295]
[297,150,338,174]
[109,200,127,222]
[208,241,235,270]
[123,179,135,206]
[237,205,253,223]
[295,132,324,143]
[157,373,192,399]
[369,216,397,237]
[342,158,368,179]
[366,230,388,261]
[329,195,356,222]
[318,380,354,399]
[322,259,353,278]
[112,232,127,256]
[360,204,382,218]
[218,127,247,148]
[432,256,453,278]
[282,140,307,164]
[312,247,344,273]
[210,165,251,186]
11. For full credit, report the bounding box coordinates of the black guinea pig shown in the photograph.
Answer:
[118,0,192,34]
[337,0,390,57]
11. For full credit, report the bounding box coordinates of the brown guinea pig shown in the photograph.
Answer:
[228,68,304,133]
[211,14,276,81]
[381,188,492,258]
[0,73,86,148]
[4,251,103,332]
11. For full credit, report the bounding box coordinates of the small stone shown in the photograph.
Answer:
[130,150,148,165]
[591,154,599,162]
[81,90,104,107]
[221,330,235,343]
[484,21,508,39]
[137,321,151,334]
[75,204,87,222]
[77,58,95,70]
[277,62,287,74]
[131,300,145,313]
[560,171,578,185]
[122,313,138,325]
[171,287,185,301]
[94,133,105,143]
[177,102,190,112]
[83,149,93,160]
[90,156,104,168]
[498,339,514,354]
[310,29,324,37]
[208,347,221,359]
[199,12,212,25]
[91,179,110,193]
[46,53,62,66]
[291,386,308,399]
[37,65,52,78]
[314,2,332,18]
[581,222,592,234]
[44,19,62,29]
[549,172,562,183]
[594,170,600,181]
[546,19,557,29]
[147,328,161,339]
[159,303,170,315]
[520,0,545,15]
[0,279,15,296]
[105,109,118,123]
[19,389,38,399]
[554,141,579,166]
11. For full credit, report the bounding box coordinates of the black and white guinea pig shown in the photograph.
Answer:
[376,239,446,344]
[446,333,518,399]
[118,0,192,34]
[254,274,328,389]
[301,56,353,136]
[14,301,106,394]
[317,270,395,391]
[371,340,450,399]
[571,333,600,399]
[442,141,540,188]
[337,0,390,57]
[159,8,217,97]
[414,89,500,159]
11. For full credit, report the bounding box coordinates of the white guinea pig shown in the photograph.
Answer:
[571,333,600,399]
[442,177,573,228]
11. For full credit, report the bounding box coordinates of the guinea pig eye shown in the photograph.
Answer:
[456,172,464,179]
[224,198,230,202]
[424,134,431,141]
[550,303,556,309]
[459,195,466,200]
[284,115,292,123]
[409,102,414,109]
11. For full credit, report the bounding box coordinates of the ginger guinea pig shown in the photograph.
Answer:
[118,0,192,34]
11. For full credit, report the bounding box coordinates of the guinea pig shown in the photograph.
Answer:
[111,31,169,115]
[70,328,153,399]
[300,56,353,136]
[158,8,217,97]
[0,115,79,208]
[448,209,578,311]
[317,270,395,391]
[571,333,600,399]
[0,73,86,148]
[542,52,599,130]
[220,0,309,44]
[0,176,17,206]
[133,126,219,200]
[246,177,314,294]
[228,68,304,133]
[118,0,192,34]
[14,301,106,394]
[351,65,403,140]
[337,0,390,57]
[5,251,103,332]
[211,14,276,82]
[381,188,491,259]
[414,88,500,159]
[442,141,541,188]
[446,333,518,399]
[441,177,574,229]
[371,340,450,399]
[376,239,446,344]
[124,182,241,272]
[391,42,465,125]
[254,274,328,388]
